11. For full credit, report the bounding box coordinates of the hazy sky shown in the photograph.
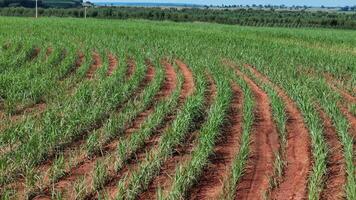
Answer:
[90,0,355,7]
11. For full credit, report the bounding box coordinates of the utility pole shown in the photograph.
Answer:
[35,0,38,18]
[85,6,87,19]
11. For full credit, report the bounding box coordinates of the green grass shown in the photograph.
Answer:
[0,16,355,200]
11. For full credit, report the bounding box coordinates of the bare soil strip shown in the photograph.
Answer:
[27,47,41,61]
[137,73,216,199]
[45,47,53,60]
[75,51,85,69]
[107,53,118,76]
[12,101,46,116]
[0,101,46,128]
[318,109,346,200]
[102,59,195,199]
[324,73,356,102]
[243,64,311,200]
[32,62,155,200]
[61,51,84,81]
[341,108,356,138]
[175,59,195,98]
[96,59,181,199]
[187,82,242,200]
[126,58,136,78]
[233,68,279,200]
[86,52,102,79]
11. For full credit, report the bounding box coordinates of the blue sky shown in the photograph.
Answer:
[89,0,355,7]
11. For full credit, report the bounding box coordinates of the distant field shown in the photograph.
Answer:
[0,6,355,29]
[0,17,355,200]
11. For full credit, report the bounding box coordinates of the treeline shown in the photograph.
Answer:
[0,0,82,8]
[0,6,355,29]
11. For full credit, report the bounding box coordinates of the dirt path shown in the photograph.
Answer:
[233,68,279,200]
[137,73,215,199]
[86,52,102,79]
[318,110,346,200]
[107,53,118,76]
[242,64,311,200]
[187,82,242,200]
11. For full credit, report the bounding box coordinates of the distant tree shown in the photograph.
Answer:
[340,6,350,11]
[0,4,355,29]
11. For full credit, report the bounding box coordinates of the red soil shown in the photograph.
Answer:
[33,62,156,200]
[28,47,41,61]
[75,52,85,68]
[86,52,102,79]
[242,64,311,200]
[98,60,180,199]
[324,73,356,102]
[159,60,178,98]
[175,59,195,98]
[318,109,346,200]
[103,59,196,199]
[45,47,53,60]
[126,58,136,78]
[107,53,118,76]
[188,82,242,200]
[12,101,46,116]
[9,58,138,199]
[137,73,215,199]
[341,107,356,138]
[0,102,46,141]
[233,68,279,200]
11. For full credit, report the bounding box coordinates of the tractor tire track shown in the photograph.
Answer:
[243,64,311,200]
[187,82,242,200]
[86,52,102,79]
[234,68,279,200]
[107,53,118,76]
[318,109,346,200]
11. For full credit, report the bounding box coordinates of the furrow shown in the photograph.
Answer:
[318,109,346,200]
[138,73,216,199]
[234,69,279,200]
[95,59,180,199]
[243,64,311,200]
[5,58,139,199]
[86,52,102,79]
[187,82,242,200]
[107,53,118,76]
[32,61,155,200]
